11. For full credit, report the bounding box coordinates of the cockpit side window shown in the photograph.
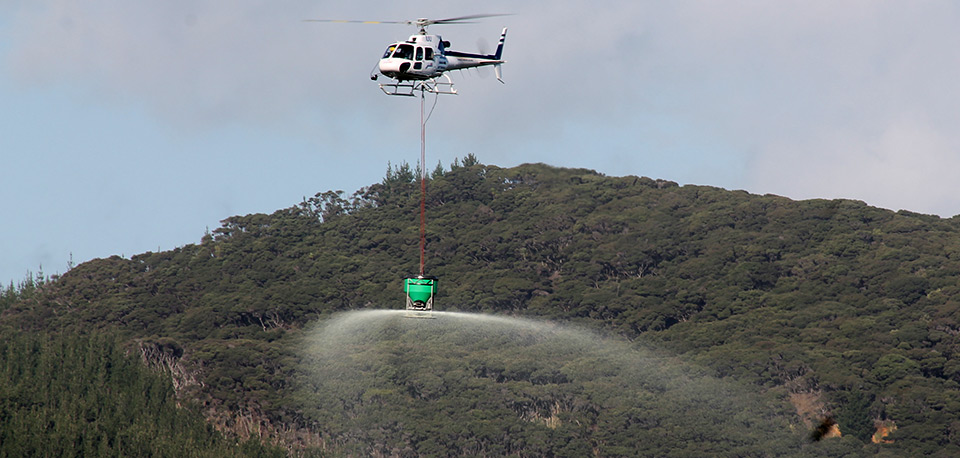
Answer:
[393,44,414,60]
[415,47,423,61]
[382,45,396,59]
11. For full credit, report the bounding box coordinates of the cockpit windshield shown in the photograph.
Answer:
[392,44,414,60]
[382,45,397,59]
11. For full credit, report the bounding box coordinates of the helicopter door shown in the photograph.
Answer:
[424,48,434,72]
[414,46,424,71]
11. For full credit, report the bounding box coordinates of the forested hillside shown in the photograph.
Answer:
[0,330,284,457]
[3,160,960,456]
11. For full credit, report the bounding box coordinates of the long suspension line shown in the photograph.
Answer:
[419,87,427,277]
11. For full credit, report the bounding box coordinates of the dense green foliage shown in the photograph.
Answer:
[4,160,960,455]
[0,331,283,457]
[0,271,48,315]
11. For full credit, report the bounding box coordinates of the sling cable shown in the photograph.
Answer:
[403,88,438,312]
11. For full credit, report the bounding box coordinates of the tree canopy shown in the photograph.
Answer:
[4,160,960,456]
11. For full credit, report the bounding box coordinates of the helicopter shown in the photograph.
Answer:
[305,14,509,96]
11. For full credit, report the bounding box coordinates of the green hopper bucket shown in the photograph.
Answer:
[404,276,437,311]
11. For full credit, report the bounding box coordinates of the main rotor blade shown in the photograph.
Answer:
[302,19,405,24]
[304,14,511,29]
[432,14,512,24]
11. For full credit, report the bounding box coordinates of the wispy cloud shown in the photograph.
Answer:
[5,1,960,215]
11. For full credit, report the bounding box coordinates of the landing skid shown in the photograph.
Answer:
[379,74,457,96]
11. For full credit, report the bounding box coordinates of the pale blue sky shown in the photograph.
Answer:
[4,1,960,285]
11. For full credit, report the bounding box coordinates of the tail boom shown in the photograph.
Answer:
[442,27,507,77]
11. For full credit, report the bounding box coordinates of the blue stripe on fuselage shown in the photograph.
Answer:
[444,51,495,59]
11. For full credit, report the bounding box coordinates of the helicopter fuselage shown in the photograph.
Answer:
[377,28,506,82]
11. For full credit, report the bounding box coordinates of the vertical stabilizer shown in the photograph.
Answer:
[494,28,507,60]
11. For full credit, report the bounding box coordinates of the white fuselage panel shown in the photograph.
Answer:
[378,33,501,81]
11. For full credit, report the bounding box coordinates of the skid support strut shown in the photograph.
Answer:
[379,74,457,96]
